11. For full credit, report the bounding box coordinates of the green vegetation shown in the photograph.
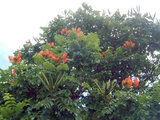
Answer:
[0,3,160,120]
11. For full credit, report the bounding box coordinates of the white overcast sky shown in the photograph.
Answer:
[0,0,160,69]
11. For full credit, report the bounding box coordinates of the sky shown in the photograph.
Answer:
[0,0,160,69]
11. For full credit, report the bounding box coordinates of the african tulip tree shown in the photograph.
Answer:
[0,3,160,120]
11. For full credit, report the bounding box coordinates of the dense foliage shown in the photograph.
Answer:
[0,3,160,120]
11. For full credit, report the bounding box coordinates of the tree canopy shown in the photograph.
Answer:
[0,3,160,120]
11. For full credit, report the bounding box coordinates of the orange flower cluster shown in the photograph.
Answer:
[82,9,86,13]
[54,17,57,21]
[61,52,70,63]
[124,41,135,49]
[39,50,70,63]
[72,27,82,39]
[49,42,54,48]
[100,52,105,57]
[61,27,82,39]
[122,77,139,88]
[133,78,139,88]
[61,27,70,36]
[39,50,53,58]
[8,53,22,64]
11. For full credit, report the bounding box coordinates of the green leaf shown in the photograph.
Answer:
[56,64,69,71]
[67,30,79,40]
[55,35,66,45]
[43,62,55,70]
[38,74,49,91]
[33,53,45,64]
[82,82,92,91]
[42,44,50,51]
[86,33,101,51]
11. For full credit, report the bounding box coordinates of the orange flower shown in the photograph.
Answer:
[125,77,133,87]
[39,49,70,64]
[61,27,70,36]
[72,27,76,31]
[62,58,70,63]
[74,28,82,39]
[77,28,81,33]
[65,30,70,36]
[133,78,139,88]
[124,41,135,49]
[61,52,68,59]
[122,79,126,86]
[8,56,14,63]
[126,41,130,46]
[61,52,70,63]
[39,50,50,58]
[61,29,65,35]
[49,42,54,48]
[17,53,22,59]
[17,58,21,64]
[13,69,16,74]
[8,56,13,61]
[100,52,105,57]
[131,43,135,48]
[52,56,59,62]
[122,77,132,87]
[65,27,68,31]
[11,69,16,76]
[82,10,86,13]
[77,32,82,39]
[8,53,22,64]
[39,51,44,55]
[45,50,49,55]
[123,43,128,49]
[12,60,15,64]
[54,17,57,21]
[61,27,82,39]
[47,53,54,58]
